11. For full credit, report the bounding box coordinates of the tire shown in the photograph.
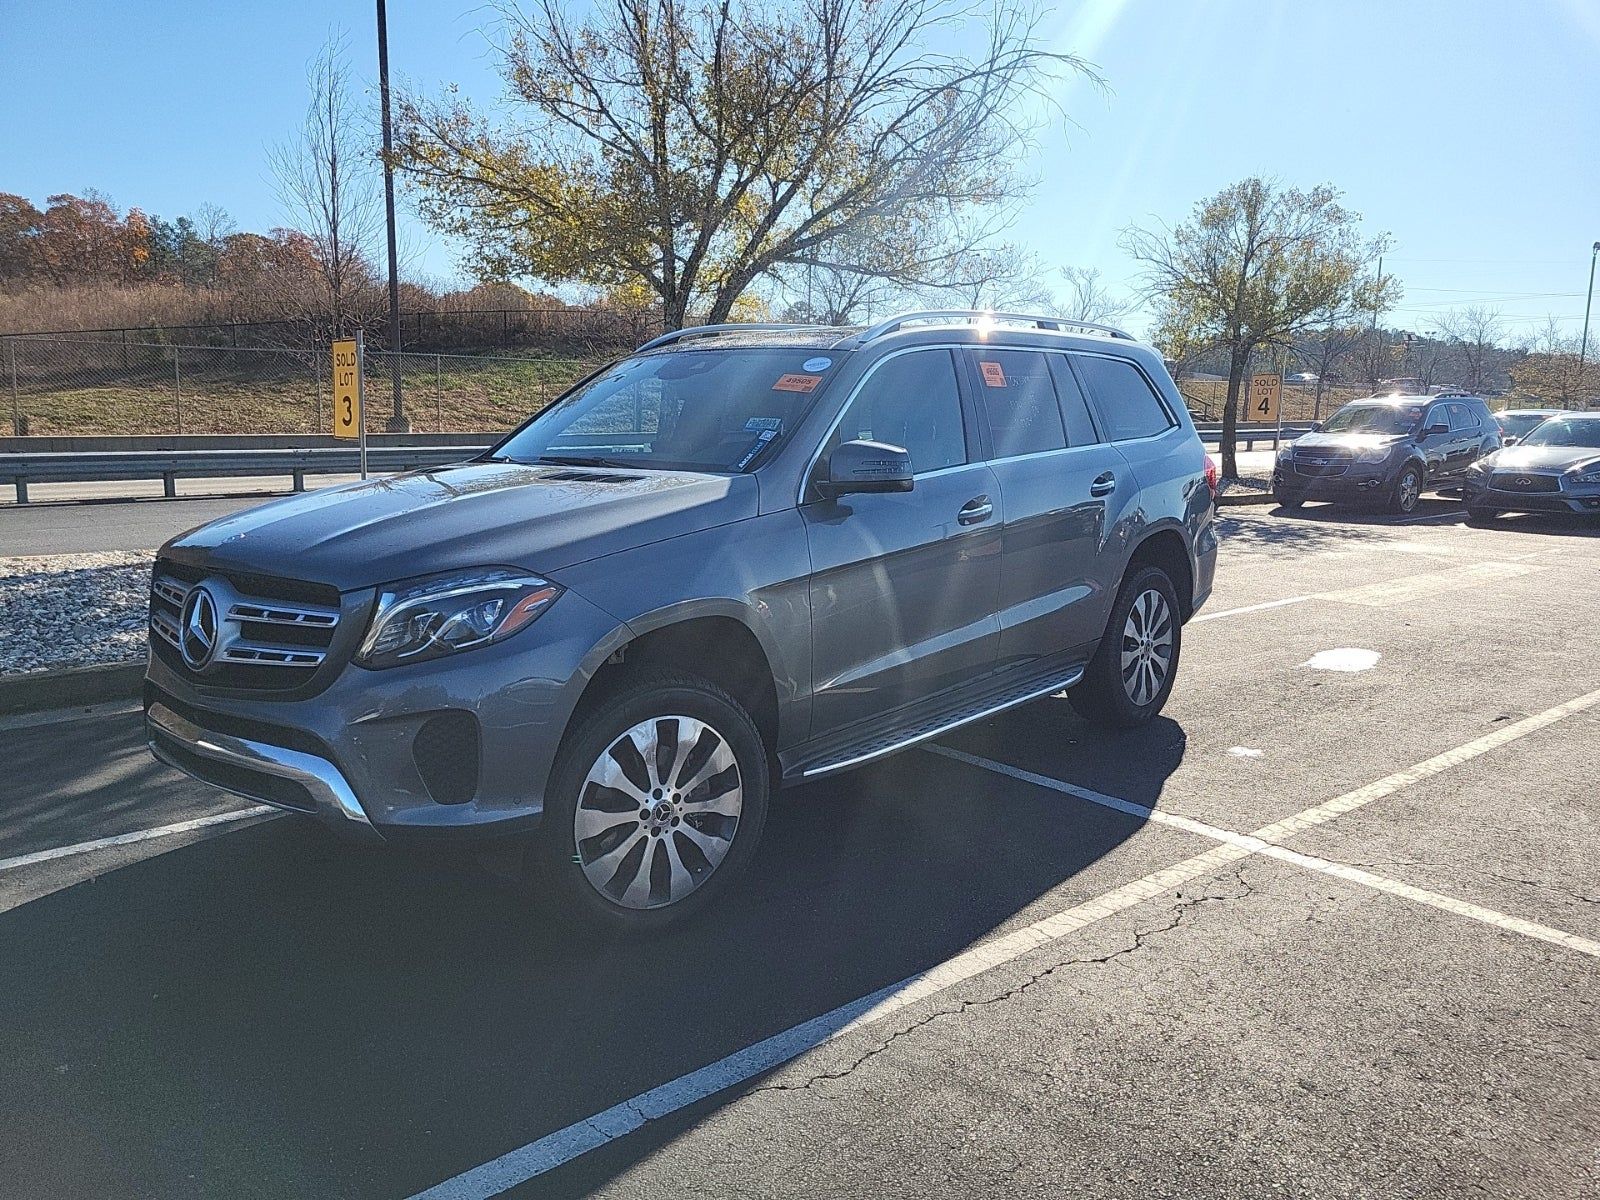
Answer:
[1274,490,1305,510]
[1069,565,1182,728]
[1465,504,1497,527]
[1389,463,1423,515]
[530,673,770,935]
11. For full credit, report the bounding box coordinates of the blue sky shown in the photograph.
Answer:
[5,0,1599,339]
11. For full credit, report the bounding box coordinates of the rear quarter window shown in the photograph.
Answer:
[1072,355,1175,442]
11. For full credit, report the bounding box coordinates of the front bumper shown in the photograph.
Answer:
[143,586,622,840]
[1272,460,1396,500]
[1461,476,1600,515]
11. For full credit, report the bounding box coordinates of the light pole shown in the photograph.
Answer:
[377,0,409,432]
[1580,241,1600,406]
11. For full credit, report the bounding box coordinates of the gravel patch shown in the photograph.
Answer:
[0,551,154,674]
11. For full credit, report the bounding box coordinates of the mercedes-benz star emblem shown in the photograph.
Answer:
[180,586,219,670]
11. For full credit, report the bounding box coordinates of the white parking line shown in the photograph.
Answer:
[0,807,277,875]
[405,687,1600,1199]
[404,843,1253,1200]
[927,745,1600,960]
[1191,596,1312,622]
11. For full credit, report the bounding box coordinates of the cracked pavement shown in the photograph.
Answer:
[1,505,1599,1199]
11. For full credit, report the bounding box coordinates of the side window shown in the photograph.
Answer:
[966,349,1066,458]
[1046,355,1102,445]
[1449,403,1476,431]
[1073,355,1175,442]
[829,350,967,475]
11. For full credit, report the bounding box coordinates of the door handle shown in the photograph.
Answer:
[957,495,993,525]
[1090,472,1117,497]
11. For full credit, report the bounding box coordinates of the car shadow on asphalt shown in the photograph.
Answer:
[0,723,1184,1200]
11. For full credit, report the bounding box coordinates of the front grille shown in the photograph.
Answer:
[1489,472,1562,494]
[1293,449,1352,477]
[150,561,344,691]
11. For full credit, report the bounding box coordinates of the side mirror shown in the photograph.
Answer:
[1310,421,1323,432]
[1422,421,1449,437]
[819,439,914,497]
[1503,435,1520,446]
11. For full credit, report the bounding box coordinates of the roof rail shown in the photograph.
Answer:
[849,309,1134,346]
[636,323,838,353]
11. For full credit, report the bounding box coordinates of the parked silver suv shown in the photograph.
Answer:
[146,311,1218,931]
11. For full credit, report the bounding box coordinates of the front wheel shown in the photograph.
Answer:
[1274,489,1305,510]
[1069,566,1182,728]
[1465,504,1498,527]
[532,674,770,934]
[1389,464,1423,515]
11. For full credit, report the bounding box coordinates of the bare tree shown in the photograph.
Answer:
[1436,306,1508,392]
[397,0,1099,329]
[269,33,382,337]
[1294,323,1362,419]
[1510,318,1598,408]
[1058,266,1134,326]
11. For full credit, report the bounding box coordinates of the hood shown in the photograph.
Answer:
[1289,431,1409,454]
[1480,445,1600,474]
[161,462,758,591]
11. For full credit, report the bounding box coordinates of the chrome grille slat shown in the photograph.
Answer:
[151,609,182,648]
[228,601,340,628]
[152,576,189,607]
[219,642,326,667]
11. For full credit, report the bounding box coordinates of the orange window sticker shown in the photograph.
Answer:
[979,361,1006,387]
[773,373,823,393]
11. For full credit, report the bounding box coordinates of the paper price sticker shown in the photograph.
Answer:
[979,361,1007,388]
[773,373,823,393]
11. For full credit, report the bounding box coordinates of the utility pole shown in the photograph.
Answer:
[1580,241,1599,399]
[1370,255,1383,333]
[377,0,409,432]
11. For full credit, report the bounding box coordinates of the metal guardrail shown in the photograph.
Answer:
[1193,422,1317,450]
[1,445,486,503]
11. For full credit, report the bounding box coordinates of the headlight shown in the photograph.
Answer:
[1355,444,1392,464]
[355,569,563,669]
[1573,468,1600,485]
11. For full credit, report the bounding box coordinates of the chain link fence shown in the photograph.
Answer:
[3,336,607,436]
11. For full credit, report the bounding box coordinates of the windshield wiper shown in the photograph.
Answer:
[535,454,631,468]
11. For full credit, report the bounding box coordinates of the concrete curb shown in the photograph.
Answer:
[0,660,144,717]
[1216,491,1278,507]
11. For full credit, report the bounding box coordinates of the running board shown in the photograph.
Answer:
[791,664,1085,782]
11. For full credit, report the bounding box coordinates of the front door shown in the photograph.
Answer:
[802,348,1003,736]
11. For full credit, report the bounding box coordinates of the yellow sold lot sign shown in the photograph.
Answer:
[332,336,362,440]
[1247,372,1282,423]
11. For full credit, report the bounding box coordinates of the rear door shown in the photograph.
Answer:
[961,348,1130,670]
[801,348,1003,734]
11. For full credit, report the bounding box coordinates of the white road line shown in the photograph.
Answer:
[1191,596,1312,622]
[409,688,1600,1199]
[0,806,277,875]
[927,746,1600,960]
[406,840,1253,1200]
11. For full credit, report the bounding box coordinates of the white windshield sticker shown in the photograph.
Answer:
[802,356,832,373]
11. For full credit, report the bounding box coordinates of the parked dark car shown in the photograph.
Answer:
[1272,392,1501,514]
[1493,408,1562,445]
[144,310,1218,931]
[1462,412,1600,524]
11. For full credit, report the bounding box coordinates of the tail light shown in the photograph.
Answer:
[1203,454,1220,499]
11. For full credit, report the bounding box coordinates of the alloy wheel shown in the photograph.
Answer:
[1120,588,1174,707]
[574,715,743,910]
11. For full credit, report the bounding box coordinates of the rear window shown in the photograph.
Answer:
[965,350,1066,458]
[1072,355,1175,442]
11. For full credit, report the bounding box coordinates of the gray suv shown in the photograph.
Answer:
[146,311,1217,931]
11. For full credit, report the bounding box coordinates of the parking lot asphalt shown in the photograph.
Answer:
[1,503,1598,1199]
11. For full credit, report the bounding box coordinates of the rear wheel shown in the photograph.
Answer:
[1069,565,1182,728]
[531,674,769,934]
[1389,464,1423,515]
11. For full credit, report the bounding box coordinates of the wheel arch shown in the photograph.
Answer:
[1125,524,1196,621]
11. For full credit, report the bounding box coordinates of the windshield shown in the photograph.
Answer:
[1519,417,1600,449]
[1498,412,1555,438]
[490,347,846,472]
[1322,403,1426,435]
